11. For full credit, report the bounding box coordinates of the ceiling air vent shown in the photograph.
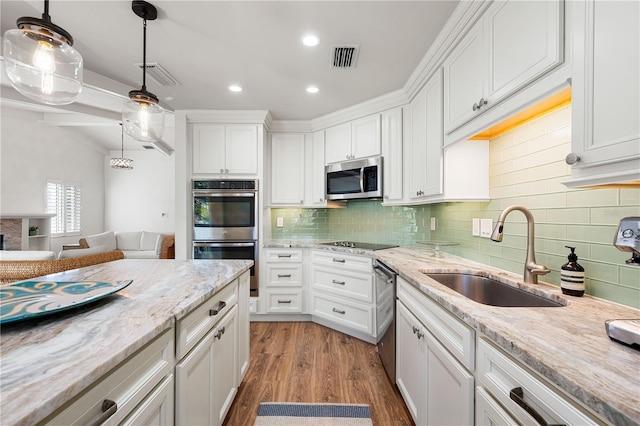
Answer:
[142,145,155,150]
[134,63,180,86]
[331,45,359,68]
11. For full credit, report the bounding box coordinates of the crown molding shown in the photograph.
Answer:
[183,110,270,125]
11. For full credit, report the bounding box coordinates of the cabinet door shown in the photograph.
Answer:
[212,305,238,425]
[381,108,403,203]
[192,124,226,174]
[443,23,484,133]
[424,328,474,426]
[121,375,175,426]
[396,301,426,423]
[175,330,215,426]
[408,71,443,200]
[476,386,518,426]
[485,0,563,106]
[571,0,640,169]
[309,131,327,206]
[237,271,250,383]
[225,125,258,174]
[325,122,352,164]
[270,133,305,205]
[351,114,381,160]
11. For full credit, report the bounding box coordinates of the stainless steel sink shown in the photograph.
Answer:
[425,273,564,307]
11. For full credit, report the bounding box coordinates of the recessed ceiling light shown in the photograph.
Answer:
[229,85,242,92]
[302,34,320,47]
[164,96,174,101]
[306,86,319,94]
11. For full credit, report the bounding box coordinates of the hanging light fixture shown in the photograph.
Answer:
[111,123,135,170]
[2,0,83,105]
[122,1,164,143]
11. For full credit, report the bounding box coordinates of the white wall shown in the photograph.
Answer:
[0,108,106,252]
[105,149,175,233]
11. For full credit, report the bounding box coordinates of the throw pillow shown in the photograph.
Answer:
[85,231,117,251]
[115,231,142,251]
[58,245,108,259]
[140,231,162,251]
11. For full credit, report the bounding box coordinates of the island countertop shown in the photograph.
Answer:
[0,259,252,426]
[375,246,640,425]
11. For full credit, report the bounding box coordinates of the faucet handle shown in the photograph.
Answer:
[530,264,550,276]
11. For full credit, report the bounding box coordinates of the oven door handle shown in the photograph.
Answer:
[194,242,256,248]
[193,191,256,198]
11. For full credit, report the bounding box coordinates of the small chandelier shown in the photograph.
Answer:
[2,0,83,105]
[122,0,164,143]
[111,123,134,170]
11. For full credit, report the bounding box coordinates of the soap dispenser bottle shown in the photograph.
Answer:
[561,246,585,297]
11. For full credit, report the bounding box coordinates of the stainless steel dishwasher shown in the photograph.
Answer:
[374,259,397,384]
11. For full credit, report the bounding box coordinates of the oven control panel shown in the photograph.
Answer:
[193,180,257,190]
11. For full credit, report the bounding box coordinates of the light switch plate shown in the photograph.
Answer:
[276,217,284,228]
[480,218,493,238]
[472,218,480,236]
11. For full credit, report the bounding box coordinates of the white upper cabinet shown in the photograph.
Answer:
[325,114,381,164]
[564,0,640,187]
[381,107,403,204]
[444,0,564,135]
[192,124,258,175]
[270,133,305,205]
[307,131,328,207]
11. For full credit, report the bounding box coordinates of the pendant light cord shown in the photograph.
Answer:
[141,18,147,91]
[120,123,125,156]
[42,0,50,22]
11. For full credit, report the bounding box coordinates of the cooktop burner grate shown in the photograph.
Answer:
[320,241,397,251]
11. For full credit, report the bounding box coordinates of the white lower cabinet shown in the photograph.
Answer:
[476,338,599,425]
[396,300,474,425]
[264,248,305,314]
[475,386,518,426]
[175,305,238,426]
[43,329,175,425]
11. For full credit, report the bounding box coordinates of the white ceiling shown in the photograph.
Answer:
[1,0,460,151]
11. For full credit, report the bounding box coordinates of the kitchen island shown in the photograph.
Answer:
[375,246,639,425]
[0,258,252,425]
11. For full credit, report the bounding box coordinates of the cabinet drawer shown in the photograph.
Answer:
[45,329,174,426]
[312,292,373,335]
[121,375,175,426]
[475,386,518,426]
[176,281,238,359]
[312,249,372,273]
[265,289,303,313]
[398,277,474,370]
[477,338,599,425]
[313,267,373,303]
[265,248,303,263]
[266,264,302,287]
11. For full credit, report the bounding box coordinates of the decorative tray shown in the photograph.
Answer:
[0,280,133,324]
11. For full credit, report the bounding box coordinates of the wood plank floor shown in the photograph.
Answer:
[223,321,413,425]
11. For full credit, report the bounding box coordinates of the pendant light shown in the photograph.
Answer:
[122,0,164,143]
[110,123,134,170]
[2,0,83,105]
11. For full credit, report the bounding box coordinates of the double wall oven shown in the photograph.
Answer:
[192,180,259,296]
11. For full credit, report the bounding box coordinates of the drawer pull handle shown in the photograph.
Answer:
[278,274,292,278]
[332,279,346,285]
[509,387,565,426]
[332,308,346,315]
[89,399,117,426]
[214,329,223,339]
[332,258,346,263]
[209,301,227,316]
[278,254,292,258]
[278,299,292,304]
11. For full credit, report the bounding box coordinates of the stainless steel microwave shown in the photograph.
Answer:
[326,156,383,201]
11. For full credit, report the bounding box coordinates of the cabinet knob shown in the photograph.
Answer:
[220,168,224,173]
[225,169,229,174]
[319,198,324,202]
[472,98,488,111]
[565,153,580,165]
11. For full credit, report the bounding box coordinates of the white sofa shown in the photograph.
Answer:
[77,231,173,259]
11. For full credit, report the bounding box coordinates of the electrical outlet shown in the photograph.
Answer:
[430,217,436,231]
[276,217,284,228]
[472,218,480,236]
[480,218,493,238]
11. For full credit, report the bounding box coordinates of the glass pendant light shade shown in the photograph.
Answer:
[123,95,164,142]
[123,1,164,143]
[2,2,83,105]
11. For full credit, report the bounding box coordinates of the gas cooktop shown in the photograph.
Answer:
[320,241,398,251]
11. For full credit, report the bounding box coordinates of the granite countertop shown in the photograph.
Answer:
[375,246,640,425]
[0,259,252,426]
[264,239,380,257]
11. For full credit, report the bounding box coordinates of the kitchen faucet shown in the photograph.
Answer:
[490,205,550,284]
